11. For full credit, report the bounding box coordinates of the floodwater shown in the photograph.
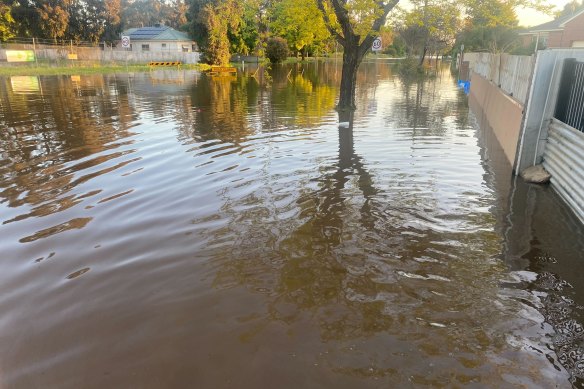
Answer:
[1,62,584,388]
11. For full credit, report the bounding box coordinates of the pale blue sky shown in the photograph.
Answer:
[398,0,572,27]
[518,0,572,27]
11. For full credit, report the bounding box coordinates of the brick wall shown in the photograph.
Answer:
[562,12,584,47]
[548,31,564,48]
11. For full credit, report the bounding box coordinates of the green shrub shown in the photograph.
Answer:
[266,37,289,63]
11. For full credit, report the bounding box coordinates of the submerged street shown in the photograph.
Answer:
[1,62,584,388]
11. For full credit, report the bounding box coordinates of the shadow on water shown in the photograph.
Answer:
[0,63,583,388]
[475,106,584,388]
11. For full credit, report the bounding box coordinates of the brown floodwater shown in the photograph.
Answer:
[1,62,584,388]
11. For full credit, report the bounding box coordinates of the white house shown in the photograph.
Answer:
[120,24,197,53]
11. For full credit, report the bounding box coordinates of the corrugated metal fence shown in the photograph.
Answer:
[471,53,534,105]
[542,119,584,223]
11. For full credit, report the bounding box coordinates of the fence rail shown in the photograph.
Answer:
[0,47,201,64]
[470,52,534,105]
[2,37,101,49]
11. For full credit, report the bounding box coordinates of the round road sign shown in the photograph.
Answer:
[372,37,382,51]
[121,36,130,48]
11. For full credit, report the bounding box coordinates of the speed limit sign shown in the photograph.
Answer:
[372,37,382,51]
[121,36,130,48]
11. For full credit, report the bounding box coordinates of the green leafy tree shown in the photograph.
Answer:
[228,0,260,55]
[383,34,406,57]
[121,0,187,29]
[189,0,242,65]
[316,0,400,111]
[270,0,330,60]
[121,0,162,28]
[9,1,39,37]
[394,0,459,63]
[265,36,289,62]
[70,0,121,42]
[163,0,189,29]
[8,0,122,42]
[455,0,551,53]
[0,4,15,41]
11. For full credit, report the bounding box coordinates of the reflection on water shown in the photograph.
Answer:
[1,63,583,388]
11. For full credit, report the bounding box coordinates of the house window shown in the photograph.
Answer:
[142,44,150,51]
[192,44,197,52]
[182,45,189,52]
[162,43,167,50]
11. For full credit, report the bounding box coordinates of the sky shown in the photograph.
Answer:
[518,0,572,27]
[398,0,573,28]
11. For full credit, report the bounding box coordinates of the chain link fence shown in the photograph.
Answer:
[0,37,200,65]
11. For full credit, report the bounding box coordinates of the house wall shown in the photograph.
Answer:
[564,12,584,47]
[126,40,197,52]
[548,31,564,48]
[547,13,584,47]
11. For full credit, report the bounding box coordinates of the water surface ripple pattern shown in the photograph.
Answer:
[1,65,583,388]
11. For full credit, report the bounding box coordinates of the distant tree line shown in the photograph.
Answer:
[0,0,187,43]
[0,0,578,62]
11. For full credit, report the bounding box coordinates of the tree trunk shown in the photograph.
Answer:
[337,48,361,111]
[419,46,427,66]
[316,0,397,113]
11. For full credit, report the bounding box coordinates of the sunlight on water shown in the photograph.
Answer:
[1,63,584,388]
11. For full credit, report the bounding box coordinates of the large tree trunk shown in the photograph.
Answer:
[338,49,361,111]
[316,0,398,113]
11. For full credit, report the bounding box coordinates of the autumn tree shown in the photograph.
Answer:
[38,2,70,42]
[316,0,399,111]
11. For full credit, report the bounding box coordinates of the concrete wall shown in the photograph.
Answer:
[469,72,524,166]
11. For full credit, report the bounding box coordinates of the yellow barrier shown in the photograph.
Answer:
[148,61,182,67]
[210,66,237,73]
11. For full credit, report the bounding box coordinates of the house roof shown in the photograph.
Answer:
[122,26,192,41]
[525,8,584,33]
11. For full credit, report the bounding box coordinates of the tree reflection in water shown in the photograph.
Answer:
[1,63,582,387]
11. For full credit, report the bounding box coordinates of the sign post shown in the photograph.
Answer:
[121,36,130,50]
[372,37,382,53]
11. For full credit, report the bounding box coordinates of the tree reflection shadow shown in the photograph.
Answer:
[210,110,394,338]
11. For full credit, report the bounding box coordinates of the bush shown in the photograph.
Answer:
[266,37,289,63]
